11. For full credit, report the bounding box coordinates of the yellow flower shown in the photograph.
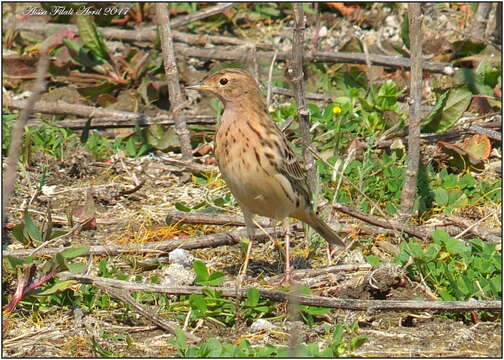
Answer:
[333,106,342,114]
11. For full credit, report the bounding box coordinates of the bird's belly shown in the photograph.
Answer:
[217,147,293,220]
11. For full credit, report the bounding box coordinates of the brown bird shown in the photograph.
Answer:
[187,69,345,282]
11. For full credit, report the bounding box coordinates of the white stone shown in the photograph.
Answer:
[168,248,194,267]
[250,319,276,333]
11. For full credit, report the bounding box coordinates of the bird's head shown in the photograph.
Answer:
[186,69,264,106]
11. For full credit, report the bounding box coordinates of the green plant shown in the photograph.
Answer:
[12,209,67,247]
[241,288,275,321]
[2,113,17,154]
[429,168,501,214]
[169,323,367,357]
[187,289,236,326]
[422,86,472,133]
[193,261,225,286]
[3,246,89,314]
[298,285,331,326]
[395,230,501,302]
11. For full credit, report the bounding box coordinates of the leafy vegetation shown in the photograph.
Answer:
[395,230,501,302]
[2,2,501,357]
[169,322,367,357]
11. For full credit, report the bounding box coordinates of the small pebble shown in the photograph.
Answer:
[168,248,194,267]
[250,319,276,333]
[161,263,195,287]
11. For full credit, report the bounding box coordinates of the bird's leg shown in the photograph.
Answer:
[235,207,255,327]
[281,217,292,284]
[238,207,256,286]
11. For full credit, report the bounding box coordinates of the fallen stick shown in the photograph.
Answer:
[7,99,213,125]
[7,22,453,74]
[10,21,267,48]
[165,209,268,227]
[333,203,501,243]
[25,116,216,129]
[3,227,287,259]
[333,202,429,240]
[95,283,200,342]
[175,45,453,74]
[58,272,501,313]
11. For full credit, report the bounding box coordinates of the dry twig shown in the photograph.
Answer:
[156,3,192,162]
[3,227,291,259]
[58,273,502,313]
[95,283,200,342]
[399,3,423,220]
[291,4,316,194]
[2,49,49,221]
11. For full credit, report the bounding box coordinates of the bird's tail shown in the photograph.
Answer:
[299,211,346,248]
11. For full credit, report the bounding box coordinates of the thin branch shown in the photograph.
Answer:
[266,49,278,108]
[471,3,493,41]
[58,273,502,313]
[399,4,423,220]
[10,21,269,48]
[25,116,216,130]
[9,21,454,73]
[95,283,200,342]
[292,4,316,194]
[333,202,429,240]
[164,209,269,227]
[174,45,454,74]
[7,99,215,129]
[156,3,192,162]
[169,2,237,28]
[2,49,49,221]
[3,227,290,259]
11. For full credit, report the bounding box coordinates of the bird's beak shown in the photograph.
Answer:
[186,83,213,92]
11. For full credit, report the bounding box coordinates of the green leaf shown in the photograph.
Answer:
[125,137,137,157]
[4,256,30,271]
[407,241,424,258]
[66,263,87,274]
[350,335,368,350]
[246,288,260,307]
[75,14,111,63]
[77,82,118,102]
[304,306,331,316]
[423,87,472,133]
[434,188,449,206]
[204,271,225,286]
[332,324,344,344]
[460,174,476,189]
[444,236,467,256]
[59,246,90,259]
[189,294,208,313]
[174,329,187,355]
[174,202,192,212]
[23,211,42,243]
[489,275,501,295]
[431,230,450,244]
[12,223,28,245]
[205,338,223,357]
[452,40,486,57]
[193,261,209,283]
[29,280,77,296]
[62,37,101,68]
[147,126,180,151]
[401,14,410,49]
[366,255,382,266]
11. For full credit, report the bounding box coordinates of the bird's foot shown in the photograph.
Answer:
[269,267,294,287]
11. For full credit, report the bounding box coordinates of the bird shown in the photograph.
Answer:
[186,68,345,282]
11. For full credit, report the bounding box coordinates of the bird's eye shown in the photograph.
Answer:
[219,78,228,85]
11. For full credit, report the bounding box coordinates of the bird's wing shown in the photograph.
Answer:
[277,135,312,205]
